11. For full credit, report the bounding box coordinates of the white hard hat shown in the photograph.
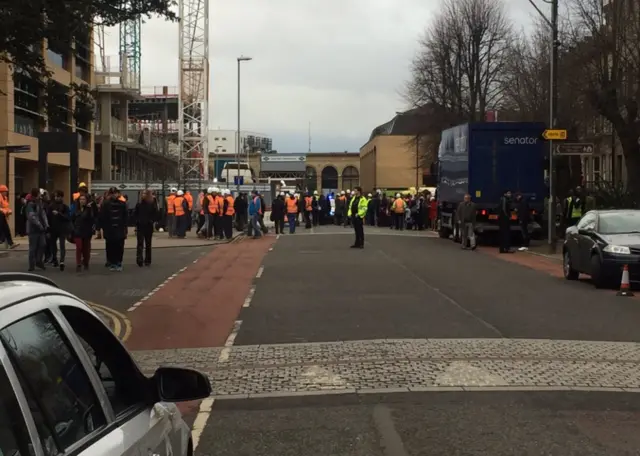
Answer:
[213,187,219,193]
[207,187,213,193]
[170,187,177,193]
[368,193,372,197]
[313,190,318,195]
[224,189,230,195]
[346,189,351,193]
[280,191,285,196]
[177,190,184,196]
[340,190,345,195]
[396,193,401,198]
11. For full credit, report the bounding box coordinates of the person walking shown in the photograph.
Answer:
[134,189,158,267]
[25,188,48,271]
[248,190,262,239]
[100,188,128,271]
[348,186,368,249]
[72,194,95,272]
[456,193,477,250]
[47,190,71,270]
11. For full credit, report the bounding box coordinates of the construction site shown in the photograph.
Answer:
[92,0,210,197]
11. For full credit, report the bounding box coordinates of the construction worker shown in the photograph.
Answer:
[304,192,313,229]
[72,182,89,204]
[184,190,194,231]
[195,189,205,234]
[0,184,17,249]
[203,187,216,239]
[166,188,177,237]
[312,190,320,226]
[347,186,368,249]
[173,190,188,238]
[214,188,225,240]
[286,193,298,234]
[222,189,235,239]
[391,193,406,230]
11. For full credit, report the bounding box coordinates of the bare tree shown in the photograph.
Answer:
[405,0,512,168]
[567,0,640,197]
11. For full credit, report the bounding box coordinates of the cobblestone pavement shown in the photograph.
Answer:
[132,338,640,398]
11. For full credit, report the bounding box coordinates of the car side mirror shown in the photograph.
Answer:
[154,367,212,402]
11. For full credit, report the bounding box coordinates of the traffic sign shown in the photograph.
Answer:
[234,176,244,185]
[542,129,567,140]
[555,143,594,156]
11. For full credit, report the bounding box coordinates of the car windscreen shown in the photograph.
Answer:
[598,212,640,234]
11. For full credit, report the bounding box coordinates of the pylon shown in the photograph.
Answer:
[617,265,634,297]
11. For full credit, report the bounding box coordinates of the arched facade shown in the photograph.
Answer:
[304,166,317,192]
[341,165,359,191]
[321,166,338,190]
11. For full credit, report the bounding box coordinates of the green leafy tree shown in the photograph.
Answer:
[0,0,177,123]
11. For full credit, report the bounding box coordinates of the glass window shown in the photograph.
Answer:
[0,362,33,456]
[577,213,597,230]
[598,212,640,234]
[0,311,107,452]
[59,305,148,416]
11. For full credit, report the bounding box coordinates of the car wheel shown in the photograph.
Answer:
[590,254,607,288]
[563,251,579,280]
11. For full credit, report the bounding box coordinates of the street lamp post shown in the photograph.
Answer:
[236,56,252,195]
[528,0,559,253]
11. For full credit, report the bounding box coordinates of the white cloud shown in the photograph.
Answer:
[98,0,538,153]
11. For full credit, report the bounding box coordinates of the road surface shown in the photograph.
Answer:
[118,225,640,455]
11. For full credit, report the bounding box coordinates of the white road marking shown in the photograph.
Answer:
[243,287,255,307]
[126,267,189,312]
[193,319,243,449]
[256,266,264,278]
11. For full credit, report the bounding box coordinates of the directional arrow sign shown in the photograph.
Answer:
[542,129,567,140]
[555,143,595,156]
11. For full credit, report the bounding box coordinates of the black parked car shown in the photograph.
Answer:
[563,210,640,288]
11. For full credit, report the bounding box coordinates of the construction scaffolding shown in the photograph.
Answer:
[178,0,209,180]
[119,9,142,91]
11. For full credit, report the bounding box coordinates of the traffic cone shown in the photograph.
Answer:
[617,265,634,297]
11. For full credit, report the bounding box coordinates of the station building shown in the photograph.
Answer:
[0,28,95,232]
[359,109,436,192]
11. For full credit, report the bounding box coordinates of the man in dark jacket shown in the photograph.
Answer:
[456,193,477,250]
[47,190,71,270]
[515,192,530,251]
[134,189,158,267]
[100,187,128,271]
[271,193,285,234]
[498,190,512,253]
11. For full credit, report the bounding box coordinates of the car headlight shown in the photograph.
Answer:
[603,245,631,254]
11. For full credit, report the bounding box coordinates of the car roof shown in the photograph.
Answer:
[595,209,640,215]
[0,273,79,310]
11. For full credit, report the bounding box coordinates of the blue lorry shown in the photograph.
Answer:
[437,122,547,241]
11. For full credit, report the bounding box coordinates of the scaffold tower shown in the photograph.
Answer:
[178,0,209,181]
[119,13,141,90]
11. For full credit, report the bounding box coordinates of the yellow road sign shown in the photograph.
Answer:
[542,129,567,140]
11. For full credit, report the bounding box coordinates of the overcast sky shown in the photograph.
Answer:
[99,0,538,153]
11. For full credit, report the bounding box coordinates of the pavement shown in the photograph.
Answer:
[13,221,640,454]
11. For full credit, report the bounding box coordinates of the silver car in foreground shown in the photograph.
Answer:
[0,273,211,456]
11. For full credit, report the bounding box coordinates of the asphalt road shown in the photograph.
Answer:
[179,226,640,456]
[0,245,213,315]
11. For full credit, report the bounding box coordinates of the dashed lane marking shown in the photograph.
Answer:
[87,302,132,342]
[243,287,255,308]
[127,266,189,312]
[255,266,264,278]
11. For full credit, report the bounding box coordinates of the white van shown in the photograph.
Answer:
[221,162,254,184]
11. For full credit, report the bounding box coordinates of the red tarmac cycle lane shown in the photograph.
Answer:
[125,236,275,351]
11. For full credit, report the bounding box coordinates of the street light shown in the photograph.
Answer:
[236,55,252,195]
[527,0,559,253]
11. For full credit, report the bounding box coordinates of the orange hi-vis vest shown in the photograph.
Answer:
[174,196,185,216]
[338,195,346,202]
[206,195,217,215]
[225,196,235,215]
[166,194,176,214]
[118,195,126,202]
[198,194,205,215]
[0,194,11,216]
[215,195,224,215]
[304,196,313,211]
[393,198,405,214]
[72,192,81,201]
[185,192,193,210]
[286,198,297,213]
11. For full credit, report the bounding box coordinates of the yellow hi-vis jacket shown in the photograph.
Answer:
[347,195,368,218]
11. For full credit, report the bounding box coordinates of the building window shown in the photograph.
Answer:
[222,137,226,140]
[46,30,71,71]
[47,81,71,132]
[321,166,338,190]
[341,166,359,190]
[222,149,226,152]
[13,71,43,137]
[215,137,219,140]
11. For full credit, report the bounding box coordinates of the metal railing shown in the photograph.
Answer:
[94,53,139,91]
